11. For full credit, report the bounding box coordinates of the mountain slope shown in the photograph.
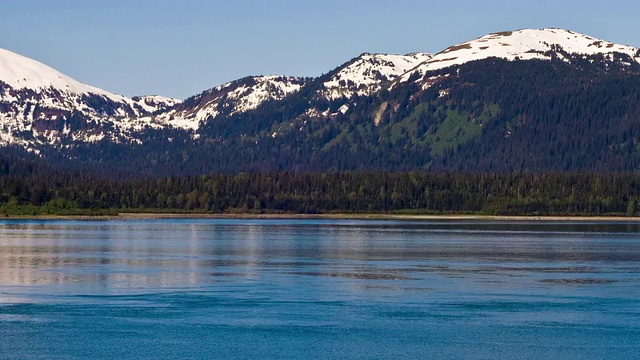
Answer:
[321,52,432,100]
[2,28,640,174]
[398,28,640,83]
[0,48,123,98]
[154,75,306,130]
[0,48,179,148]
[186,28,640,173]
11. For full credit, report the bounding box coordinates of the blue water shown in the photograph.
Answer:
[1,219,639,359]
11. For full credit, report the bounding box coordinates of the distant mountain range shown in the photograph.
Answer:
[2,28,640,174]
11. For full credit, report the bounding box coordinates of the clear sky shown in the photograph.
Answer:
[1,0,639,99]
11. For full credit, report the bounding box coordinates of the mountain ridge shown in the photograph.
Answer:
[0,47,180,148]
[2,28,640,174]
[397,28,640,84]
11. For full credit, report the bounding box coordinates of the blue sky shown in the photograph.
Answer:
[1,0,639,99]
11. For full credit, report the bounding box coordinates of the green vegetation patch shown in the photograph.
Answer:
[397,101,499,157]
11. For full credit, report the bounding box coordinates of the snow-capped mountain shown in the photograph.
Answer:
[2,27,640,159]
[398,28,640,84]
[155,75,306,130]
[290,53,434,121]
[0,48,179,147]
[321,52,432,100]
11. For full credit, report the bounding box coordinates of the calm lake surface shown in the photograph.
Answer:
[1,219,639,359]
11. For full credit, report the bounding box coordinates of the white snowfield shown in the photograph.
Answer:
[0,48,118,97]
[157,75,305,130]
[0,48,179,114]
[399,28,640,83]
[323,53,432,99]
[0,48,180,146]
[132,95,181,114]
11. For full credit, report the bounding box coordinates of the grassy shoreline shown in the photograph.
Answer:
[3,212,640,222]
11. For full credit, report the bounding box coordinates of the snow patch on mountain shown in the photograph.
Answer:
[0,49,121,98]
[323,53,432,99]
[0,48,180,148]
[0,48,179,115]
[130,95,181,114]
[156,75,305,130]
[399,28,640,83]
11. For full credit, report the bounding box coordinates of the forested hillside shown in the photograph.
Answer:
[2,151,639,216]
